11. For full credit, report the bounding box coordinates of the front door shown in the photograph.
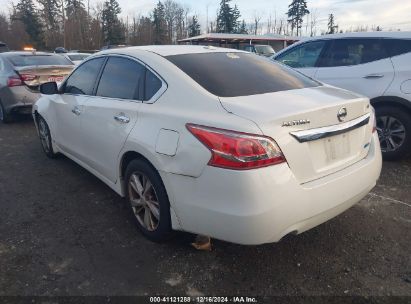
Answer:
[53,57,106,161]
[275,40,328,79]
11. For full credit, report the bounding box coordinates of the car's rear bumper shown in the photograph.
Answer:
[162,133,382,245]
[2,86,40,114]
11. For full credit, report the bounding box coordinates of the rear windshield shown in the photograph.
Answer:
[68,54,90,61]
[6,54,73,67]
[255,45,275,55]
[166,52,319,97]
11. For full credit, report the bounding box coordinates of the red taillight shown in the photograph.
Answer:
[7,76,22,87]
[187,124,286,170]
[20,73,36,82]
[7,73,36,87]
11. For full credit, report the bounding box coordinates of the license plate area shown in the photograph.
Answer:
[324,132,351,162]
[48,76,64,83]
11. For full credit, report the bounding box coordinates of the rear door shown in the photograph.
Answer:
[53,57,106,161]
[80,56,145,183]
[315,38,395,98]
[274,40,327,78]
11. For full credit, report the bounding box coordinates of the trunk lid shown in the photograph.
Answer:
[220,85,374,184]
[15,65,74,90]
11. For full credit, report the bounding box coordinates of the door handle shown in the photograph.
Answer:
[363,74,384,79]
[71,106,81,116]
[114,113,130,124]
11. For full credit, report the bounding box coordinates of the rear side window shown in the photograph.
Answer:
[166,52,319,97]
[276,41,326,68]
[145,69,162,100]
[383,39,411,57]
[96,57,145,100]
[6,54,73,67]
[64,57,105,95]
[320,39,388,67]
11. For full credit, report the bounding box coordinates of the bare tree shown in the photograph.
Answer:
[253,10,263,35]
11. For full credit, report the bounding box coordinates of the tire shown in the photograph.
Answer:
[125,158,173,242]
[375,106,411,161]
[0,100,12,123]
[37,115,57,158]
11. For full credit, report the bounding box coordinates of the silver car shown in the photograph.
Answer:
[0,51,74,122]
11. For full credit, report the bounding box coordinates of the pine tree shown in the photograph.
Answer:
[287,0,309,36]
[327,13,338,34]
[238,20,247,34]
[102,0,124,45]
[14,0,44,48]
[216,0,240,33]
[152,1,167,44]
[38,0,62,48]
[188,15,200,37]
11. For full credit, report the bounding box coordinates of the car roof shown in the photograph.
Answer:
[299,31,411,42]
[99,45,245,57]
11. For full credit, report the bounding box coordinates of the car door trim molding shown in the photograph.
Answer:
[290,112,371,143]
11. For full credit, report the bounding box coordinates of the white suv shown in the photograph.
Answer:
[273,32,411,160]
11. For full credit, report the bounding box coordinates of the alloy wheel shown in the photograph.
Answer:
[376,115,406,153]
[128,172,160,231]
[38,119,51,153]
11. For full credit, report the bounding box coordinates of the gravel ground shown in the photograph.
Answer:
[0,116,410,298]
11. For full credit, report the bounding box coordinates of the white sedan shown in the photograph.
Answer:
[33,46,382,245]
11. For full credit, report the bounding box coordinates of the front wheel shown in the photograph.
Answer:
[37,115,57,158]
[125,159,173,242]
[375,106,411,161]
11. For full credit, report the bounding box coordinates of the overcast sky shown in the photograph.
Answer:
[2,0,411,33]
[114,0,411,33]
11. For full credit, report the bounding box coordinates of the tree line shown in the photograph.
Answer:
[0,0,389,51]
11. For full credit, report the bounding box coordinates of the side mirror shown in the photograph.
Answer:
[40,82,59,95]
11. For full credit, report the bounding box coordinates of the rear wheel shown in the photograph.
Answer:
[375,106,411,160]
[37,115,57,158]
[125,159,173,242]
[0,101,12,123]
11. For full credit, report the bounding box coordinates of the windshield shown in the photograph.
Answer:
[166,52,319,97]
[6,54,73,67]
[254,45,275,55]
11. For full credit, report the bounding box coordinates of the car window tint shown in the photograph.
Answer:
[383,39,411,57]
[321,39,388,67]
[145,69,162,100]
[276,41,326,68]
[64,57,105,95]
[166,52,320,97]
[96,57,145,100]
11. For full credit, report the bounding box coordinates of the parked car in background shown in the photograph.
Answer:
[62,52,91,65]
[272,32,411,160]
[33,46,381,245]
[0,51,74,122]
[0,42,9,53]
[243,44,275,57]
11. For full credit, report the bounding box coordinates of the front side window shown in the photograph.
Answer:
[96,57,145,100]
[320,39,388,67]
[166,52,319,97]
[276,41,326,68]
[63,57,105,95]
